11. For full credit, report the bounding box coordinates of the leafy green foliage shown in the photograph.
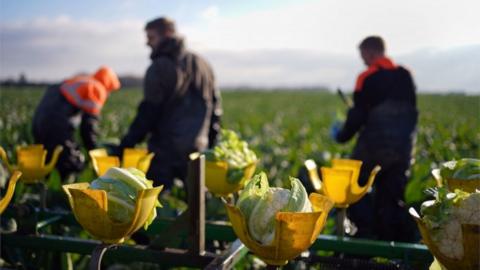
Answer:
[0,88,478,205]
[204,129,257,184]
[0,87,478,268]
[420,187,455,229]
[439,158,480,180]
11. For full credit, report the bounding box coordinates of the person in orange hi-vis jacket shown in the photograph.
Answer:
[32,66,121,181]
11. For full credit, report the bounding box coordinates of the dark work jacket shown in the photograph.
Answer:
[336,64,418,157]
[120,36,222,162]
[32,84,99,150]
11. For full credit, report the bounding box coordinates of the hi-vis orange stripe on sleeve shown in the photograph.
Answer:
[60,77,108,115]
[355,57,396,92]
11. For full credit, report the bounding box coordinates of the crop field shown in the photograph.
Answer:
[0,87,479,269]
[1,87,479,206]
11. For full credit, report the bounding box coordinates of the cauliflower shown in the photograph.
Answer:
[456,190,480,224]
[203,129,257,184]
[89,167,161,229]
[420,188,480,260]
[236,172,312,245]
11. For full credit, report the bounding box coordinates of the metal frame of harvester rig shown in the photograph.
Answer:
[1,156,433,269]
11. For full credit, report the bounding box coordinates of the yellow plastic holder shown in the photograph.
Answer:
[62,183,163,244]
[444,178,480,193]
[319,159,380,208]
[89,148,154,176]
[0,145,63,183]
[136,152,155,174]
[409,207,479,270]
[0,171,22,214]
[432,169,480,193]
[96,156,120,176]
[88,148,109,157]
[189,152,257,197]
[122,148,150,168]
[331,159,363,186]
[205,160,257,197]
[225,193,334,266]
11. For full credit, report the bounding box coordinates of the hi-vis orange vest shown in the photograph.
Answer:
[60,66,120,115]
[354,56,396,92]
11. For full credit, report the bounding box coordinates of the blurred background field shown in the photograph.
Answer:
[1,87,479,207]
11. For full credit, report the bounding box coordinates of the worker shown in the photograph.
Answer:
[32,66,121,181]
[117,17,222,190]
[331,36,418,242]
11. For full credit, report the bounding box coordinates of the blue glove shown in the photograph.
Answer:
[330,121,343,142]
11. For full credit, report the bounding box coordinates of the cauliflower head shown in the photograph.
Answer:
[420,188,480,260]
[236,172,312,245]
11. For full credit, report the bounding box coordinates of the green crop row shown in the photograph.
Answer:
[1,87,479,205]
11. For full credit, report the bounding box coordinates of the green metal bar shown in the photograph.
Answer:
[3,209,432,264]
[148,212,189,249]
[12,209,237,242]
[2,230,431,265]
[146,218,237,243]
[205,221,431,265]
[3,207,236,242]
[2,233,101,254]
[1,234,215,268]
[311,234,432,263]
[204,220,238,242]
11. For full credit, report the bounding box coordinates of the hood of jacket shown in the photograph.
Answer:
[150,36,186,60]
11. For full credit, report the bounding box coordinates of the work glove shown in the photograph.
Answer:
[330,121,343,142]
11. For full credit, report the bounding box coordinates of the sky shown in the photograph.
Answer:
[1,0,479,92]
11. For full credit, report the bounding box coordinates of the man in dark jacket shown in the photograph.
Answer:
[118,17,222,189]
[33,66,121,180]
[331,36,418,242]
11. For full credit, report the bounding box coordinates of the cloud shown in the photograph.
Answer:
[0,16,149,80]
[398,45,480,92]
[199,5,219,21]
[0,15,479,93]
[202,49,360,89]
[184,0,480,54]
[204,46,480,92]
